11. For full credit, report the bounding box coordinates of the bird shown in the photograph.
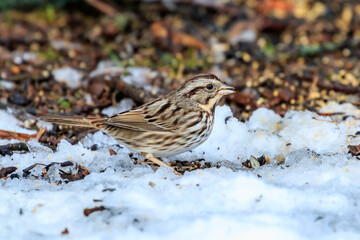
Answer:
[40,73,235,175]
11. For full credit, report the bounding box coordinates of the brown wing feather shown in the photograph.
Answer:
[39,115,104,129]
[104,109,168,132]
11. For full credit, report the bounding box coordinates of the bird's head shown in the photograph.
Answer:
[175,73,235,112]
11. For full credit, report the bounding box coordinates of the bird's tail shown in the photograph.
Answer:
[39,115,106,129]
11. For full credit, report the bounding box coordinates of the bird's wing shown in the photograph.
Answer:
[104,109,169,132]
[104,97,183,132]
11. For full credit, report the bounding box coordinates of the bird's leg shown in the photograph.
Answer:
[142,153,183,176]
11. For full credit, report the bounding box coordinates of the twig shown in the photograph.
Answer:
[0,130,37,141]
[0,143,29,156]
[84,206,106,216]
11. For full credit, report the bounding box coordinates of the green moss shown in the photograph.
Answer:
[39,47,61,61]
[57,99,71,109]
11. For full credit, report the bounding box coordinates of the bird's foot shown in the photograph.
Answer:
[142,153,183,176]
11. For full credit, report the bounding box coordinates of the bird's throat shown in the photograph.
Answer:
[198,96,220,114]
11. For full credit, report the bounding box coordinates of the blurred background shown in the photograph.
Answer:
[0,0,359,134]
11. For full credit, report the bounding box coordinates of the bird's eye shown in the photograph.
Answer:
[206,84,214,90]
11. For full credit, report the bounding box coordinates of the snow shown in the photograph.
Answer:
[122,67,159,92]
[1,103,360,239]
[0,80,14,90]
[88,60,124,79]
[53,67,83,89]
[101,98,134,117]
[0,109,36,135]
[88,62,159,93]
[13,52,38,64]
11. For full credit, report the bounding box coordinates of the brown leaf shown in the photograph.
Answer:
[150,21,207,50]
[279,87,296,102]
[61,228,69,235]
[230,92,255,106]
[150,21,168,38]
[109,148,117,156]
[172,32,207,49]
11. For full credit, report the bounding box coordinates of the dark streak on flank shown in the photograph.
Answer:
[188,129,200,136]
[145,134,160,139]
[197,125,207,136]
[178,142,187,146]
[163,136,172,140]
[172,135,182,140]
[163,142,174,147]
[173,118,180,125]
[186,116,202,128]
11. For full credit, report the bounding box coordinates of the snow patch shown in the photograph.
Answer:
[53,67,83,89]
[101,98,134,117]
[1,104,360,239]
[0,109,36,135]
[122,67,158,91]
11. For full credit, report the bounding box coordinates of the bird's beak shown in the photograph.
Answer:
[218,82,236,95]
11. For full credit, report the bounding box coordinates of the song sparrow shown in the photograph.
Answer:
[40,73,235,175]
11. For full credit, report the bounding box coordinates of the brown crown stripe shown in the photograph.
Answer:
[188,73,220,82]
[178,73,221,91]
